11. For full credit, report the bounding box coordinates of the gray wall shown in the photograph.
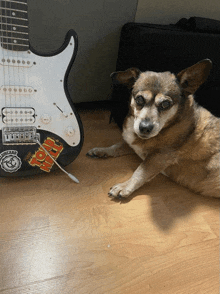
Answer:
[28,0,138,103]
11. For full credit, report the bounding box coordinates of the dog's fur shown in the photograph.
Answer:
[87,60,220,199]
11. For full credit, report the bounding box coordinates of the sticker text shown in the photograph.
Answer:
[29,138,64,172]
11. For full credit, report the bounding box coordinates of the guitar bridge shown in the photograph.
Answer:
[2,127,40,145]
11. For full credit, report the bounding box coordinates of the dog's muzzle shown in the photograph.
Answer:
[139,119,154,135]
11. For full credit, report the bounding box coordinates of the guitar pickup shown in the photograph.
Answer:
[0,86,35,95]
[0,58,34,68]
[2,107,35,125]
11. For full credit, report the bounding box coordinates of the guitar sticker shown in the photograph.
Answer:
[0,150,22,173]
[29,137,64,172]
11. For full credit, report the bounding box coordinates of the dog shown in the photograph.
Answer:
[87,59,220,199]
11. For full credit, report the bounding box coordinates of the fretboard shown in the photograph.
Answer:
[0,0,29,51]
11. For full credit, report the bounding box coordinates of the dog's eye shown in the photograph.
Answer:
[159,100,171,111]
[135,95,145,106]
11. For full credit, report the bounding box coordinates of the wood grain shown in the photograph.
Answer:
[0,109,219,294]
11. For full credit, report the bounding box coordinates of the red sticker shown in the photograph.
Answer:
[29,138,64,172]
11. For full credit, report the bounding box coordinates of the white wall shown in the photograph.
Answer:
[135,0,220,24]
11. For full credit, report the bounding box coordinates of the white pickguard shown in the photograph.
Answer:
[0,36,80,147]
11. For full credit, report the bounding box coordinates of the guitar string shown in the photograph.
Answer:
[9,0,14,123]
[15,0,32,137]
[24,0,29,125]
[2,0,32,140]
[15,0,23,124]
[10,0,28,128]
[1,2,5,118]
[22,0,30,127]
[21,0,32,136]
[9,0,16,126]
[1,0,8,129]
[25,0,29,120]
[2,0,38,142]
[10,0,16,121]
[13,0,31,137]
[15,0,20,117]
[3,0,8,115]
[12,0,22,127]
[6,0,11,125]
[5,0,22,128]
[2,0,22,131]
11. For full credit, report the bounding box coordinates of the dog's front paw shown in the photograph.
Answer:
[108,181,132,199]
[86,147,109,158]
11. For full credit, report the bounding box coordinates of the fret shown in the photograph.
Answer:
[1,44,29,51]
[1,29,28,35]
[1,16,28,24]
[1,23,29,32]
[1,19,28,31]
[1,35,28,41]
[0,0,29,51]
[1,38,29,51]
[1,36,29,45]
[3,1,27,5]
[1,7,28,14]
[1,1,27,10]
[1,15,28,21]
[1,41,28,46]
[1,8,28,20]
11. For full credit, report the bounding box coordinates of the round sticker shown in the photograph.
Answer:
[0,150,22,173]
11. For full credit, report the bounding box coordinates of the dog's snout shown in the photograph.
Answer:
[139,120,154,134]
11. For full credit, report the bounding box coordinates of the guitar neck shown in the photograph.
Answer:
[0,0,29,51]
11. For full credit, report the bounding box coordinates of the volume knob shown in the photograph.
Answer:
[41,113,51,124]
[66,126,75,136]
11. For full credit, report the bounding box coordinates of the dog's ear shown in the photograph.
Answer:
[177,59,212,95]
[110,68,141,88]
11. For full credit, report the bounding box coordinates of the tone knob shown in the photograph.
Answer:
[66,126,75,136]
[41,113,51,124]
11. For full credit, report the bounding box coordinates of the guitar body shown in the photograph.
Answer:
[0,26,83,177]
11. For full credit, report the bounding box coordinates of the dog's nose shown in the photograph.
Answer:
[139,120,154,134]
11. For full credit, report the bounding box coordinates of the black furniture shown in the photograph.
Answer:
[110,18,220,128]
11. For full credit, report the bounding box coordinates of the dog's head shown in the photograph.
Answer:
[111,59,212,139]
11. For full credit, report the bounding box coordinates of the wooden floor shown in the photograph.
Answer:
[0,109,219,294]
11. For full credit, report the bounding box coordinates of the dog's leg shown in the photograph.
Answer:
[109,152,178,198]
[86,141,134,158]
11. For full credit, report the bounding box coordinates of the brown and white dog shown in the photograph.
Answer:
[87,59,220,199]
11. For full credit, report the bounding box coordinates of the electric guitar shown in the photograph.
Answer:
[0,0,84,178]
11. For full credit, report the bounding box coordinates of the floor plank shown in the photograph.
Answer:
[0,109,219,294]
